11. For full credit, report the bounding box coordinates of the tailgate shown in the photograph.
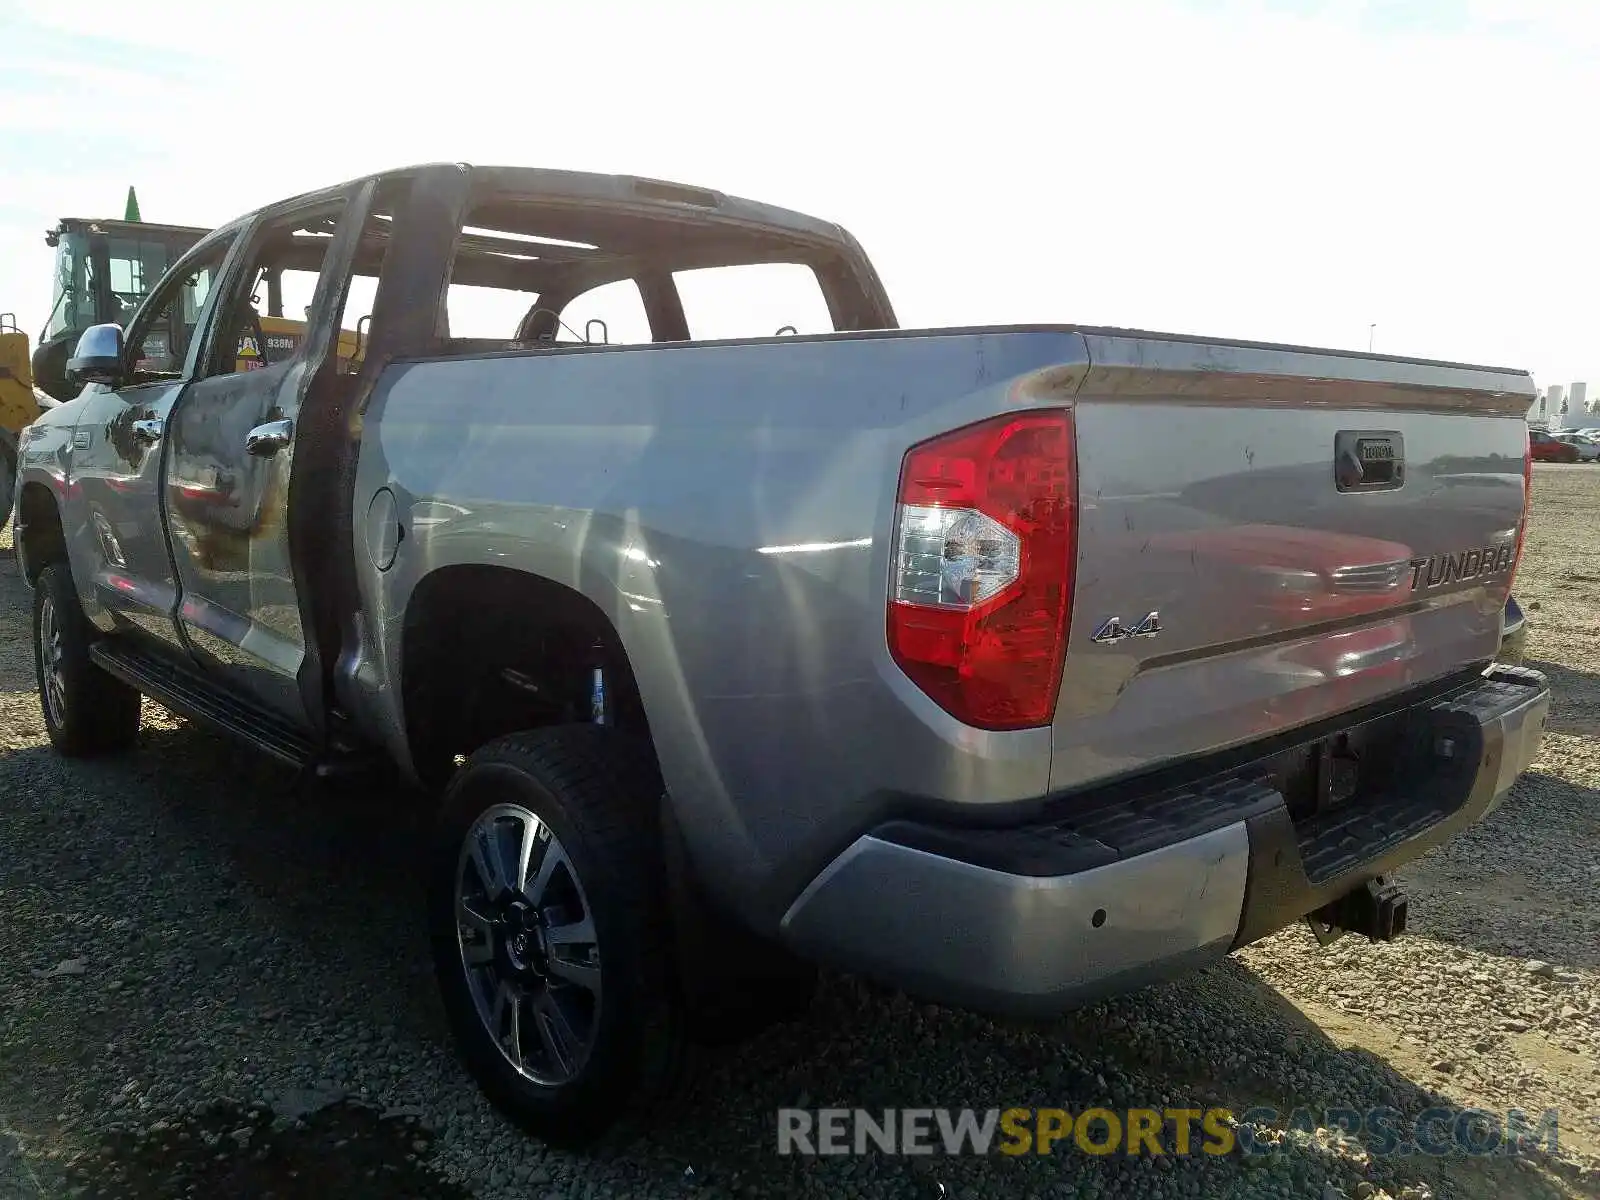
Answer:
[1050,331,1534,792]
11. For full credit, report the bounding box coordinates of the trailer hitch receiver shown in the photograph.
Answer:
[1306,876,1409,946]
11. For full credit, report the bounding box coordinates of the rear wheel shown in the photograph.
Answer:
[33,563,142,756]
[428,726,690,1145]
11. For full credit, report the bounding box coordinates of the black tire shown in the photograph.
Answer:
[33,563,142,757]
[428,726,691,1146]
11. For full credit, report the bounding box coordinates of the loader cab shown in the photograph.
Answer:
[32,217,206,400]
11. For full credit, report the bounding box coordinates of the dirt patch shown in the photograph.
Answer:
[51,1102,469,1200]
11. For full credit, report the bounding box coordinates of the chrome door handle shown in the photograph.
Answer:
[132,418,163,443]
[245,417,294,458]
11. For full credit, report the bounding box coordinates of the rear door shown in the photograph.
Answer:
[1052,334,1533,792]
[161,188,367,725]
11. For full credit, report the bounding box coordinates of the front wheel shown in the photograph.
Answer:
[428,726,691,1145]
[33,563,142,756]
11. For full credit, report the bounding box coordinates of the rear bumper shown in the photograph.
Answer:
[778,666,1549,1015]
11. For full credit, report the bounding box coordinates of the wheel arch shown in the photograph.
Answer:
[16,479,67,584]
[398,563,656,789]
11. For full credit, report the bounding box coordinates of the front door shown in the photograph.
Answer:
[69,379,184,645]
[161,191,362,725]
[62,233,238,651]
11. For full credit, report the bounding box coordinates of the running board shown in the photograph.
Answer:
[90,638,318,768]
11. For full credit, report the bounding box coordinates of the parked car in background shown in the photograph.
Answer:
[1530,429,1581,462]
[1557,433,1600,462]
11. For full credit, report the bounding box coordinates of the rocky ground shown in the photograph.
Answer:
[1,466,1597,1200]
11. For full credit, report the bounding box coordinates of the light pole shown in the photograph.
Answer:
[1368,323,1376,352]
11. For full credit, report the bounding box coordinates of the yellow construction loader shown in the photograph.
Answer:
[1,312,39,524]
[4,189,360,523]
[32,203,360,398]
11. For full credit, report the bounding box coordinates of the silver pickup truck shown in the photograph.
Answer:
[10,162,1549,1144]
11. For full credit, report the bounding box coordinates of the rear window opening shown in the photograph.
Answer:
[673,264,833,341]
[554,280,651,345]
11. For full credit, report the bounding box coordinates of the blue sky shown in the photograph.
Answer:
[1,0,1594,394]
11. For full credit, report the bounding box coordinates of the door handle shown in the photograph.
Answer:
[132,418,163,444]
[245,417,294,458]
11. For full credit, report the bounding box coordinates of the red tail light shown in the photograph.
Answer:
[1509,431,1532,593]
[887,410,1077,729]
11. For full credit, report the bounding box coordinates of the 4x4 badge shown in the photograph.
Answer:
[1091,612,1161,644]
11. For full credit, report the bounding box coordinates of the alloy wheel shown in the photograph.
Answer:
[39,592,67,728]
[455,803,602,1086]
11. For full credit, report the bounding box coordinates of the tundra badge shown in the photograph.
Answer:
[1409,543,1515,591]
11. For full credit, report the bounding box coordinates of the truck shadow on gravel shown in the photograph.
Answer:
[632,961,1591,1200]
[0,647,36,692]
[1396,769,1600,973]
[1526,658,1600,739]
[0,556,39,692]
[1112,964,1596,1200]
[3,712,1593,1200]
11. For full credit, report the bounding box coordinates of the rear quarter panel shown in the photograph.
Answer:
[345,327,1532,926]
[346,331,1088,924]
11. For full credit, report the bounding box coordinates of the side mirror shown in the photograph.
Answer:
[66,323,125,387]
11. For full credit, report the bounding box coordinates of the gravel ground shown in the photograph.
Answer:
[2,466,1598,1200]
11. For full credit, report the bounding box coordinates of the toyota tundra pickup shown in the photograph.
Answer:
[10,162,1549,1144]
